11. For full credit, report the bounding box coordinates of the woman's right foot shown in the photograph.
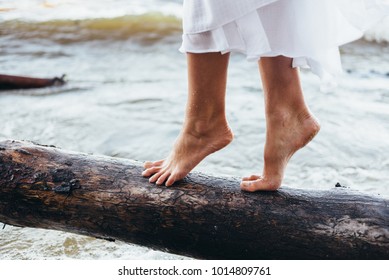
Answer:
[240,110,320,192]
[142,119,233,186]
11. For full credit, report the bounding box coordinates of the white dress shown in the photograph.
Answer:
[179,0,389,78]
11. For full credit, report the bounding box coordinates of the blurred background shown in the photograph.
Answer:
[0,0,388,259]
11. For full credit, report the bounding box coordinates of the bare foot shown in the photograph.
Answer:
[240,110,320,192]
[142,119,233,186]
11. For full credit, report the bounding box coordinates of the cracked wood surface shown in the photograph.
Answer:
[0,140,388,259]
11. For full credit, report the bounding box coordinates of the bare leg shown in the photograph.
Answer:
[241,56,320,191]
[142,52,233,186]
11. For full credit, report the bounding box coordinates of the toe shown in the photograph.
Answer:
[165,175,175,187]
[240,178,280,192]
[142,166,162,177]
[165,173,178,187]
[143,161,153,168]
[165,170,187,187]
[143,159,164,169]
[241,175,261,181]
[156,171,171,186]
[240,180,257,192]
[149,171,163,183]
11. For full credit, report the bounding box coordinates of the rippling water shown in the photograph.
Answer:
[0,0,388,259]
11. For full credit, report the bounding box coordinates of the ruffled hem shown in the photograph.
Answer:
[180,0,389,78]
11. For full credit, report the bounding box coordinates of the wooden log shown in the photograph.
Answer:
[0,74,66,90]
[0,140,388,259]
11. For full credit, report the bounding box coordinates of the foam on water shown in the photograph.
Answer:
[0,0,182,21]
[1,0,389,43]
[0,15,182,44]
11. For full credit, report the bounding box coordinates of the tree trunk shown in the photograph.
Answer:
[0,74,65,90]
[0,140,388,259]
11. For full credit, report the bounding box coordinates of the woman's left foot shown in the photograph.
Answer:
[240,109,320,192]
[142,118,233,187]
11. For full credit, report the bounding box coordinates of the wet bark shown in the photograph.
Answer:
[0,74,65,90]
[0,140,388,259]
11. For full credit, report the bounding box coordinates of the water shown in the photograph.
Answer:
[0,0,389,259]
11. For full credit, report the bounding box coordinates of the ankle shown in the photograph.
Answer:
[184,116,228,135]
[266,108,292,125]
[266,107,311,125]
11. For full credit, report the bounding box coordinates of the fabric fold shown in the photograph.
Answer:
[180,0,389,78]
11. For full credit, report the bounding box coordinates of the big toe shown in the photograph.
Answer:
[241,175,262,181]
[240,178,280,192]
[240,180,258,192]
[165,170,186,187]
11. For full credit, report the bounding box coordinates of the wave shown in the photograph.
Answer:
[0,13,182,44]
[1,13,388,45]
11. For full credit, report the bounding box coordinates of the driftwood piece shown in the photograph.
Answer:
[0,74,65,90]
[0,140,388,259]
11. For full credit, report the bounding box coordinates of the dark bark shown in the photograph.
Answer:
[0,74,65,90]
[0,140,388,259]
